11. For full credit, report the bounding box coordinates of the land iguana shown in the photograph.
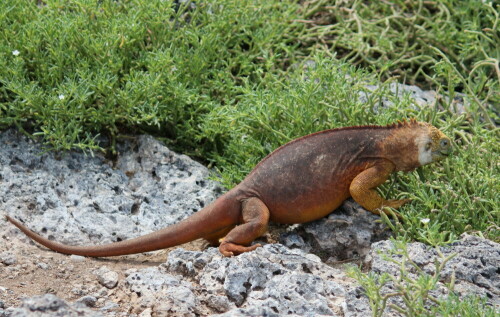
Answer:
[6,119,452,257]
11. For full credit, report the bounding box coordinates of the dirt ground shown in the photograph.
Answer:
[0,228,206,314]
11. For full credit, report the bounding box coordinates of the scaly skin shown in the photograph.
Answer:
[6,119,452,257]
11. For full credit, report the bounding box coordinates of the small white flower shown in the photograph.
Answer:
[420,218,430,225]
[12,50,20,56]
[58,94,65,100]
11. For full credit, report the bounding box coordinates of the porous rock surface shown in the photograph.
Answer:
[6,294,103,317]
[280,199,392,263]
[163,244,354,316]
[115,244,357,316]
[123,266,200,316]
[0,129,222,246]
[66,237,498,316]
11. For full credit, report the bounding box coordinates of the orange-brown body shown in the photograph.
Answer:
[6,119,452,257]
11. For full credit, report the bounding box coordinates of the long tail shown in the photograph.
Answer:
[5,195,239,257]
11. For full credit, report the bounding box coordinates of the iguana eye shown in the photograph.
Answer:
[425,142,432,151]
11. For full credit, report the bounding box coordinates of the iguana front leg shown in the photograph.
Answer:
[349,161,411,216]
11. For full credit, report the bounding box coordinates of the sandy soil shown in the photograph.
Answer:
[0,227,206,315]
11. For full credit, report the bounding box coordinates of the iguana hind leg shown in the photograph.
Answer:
[219,197,269,257]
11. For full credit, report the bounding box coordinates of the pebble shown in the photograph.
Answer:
[36,262,50,270]
[76,295,97,308]
[0,252,17,266]
[94,266,119,289]
[70,255,86,262]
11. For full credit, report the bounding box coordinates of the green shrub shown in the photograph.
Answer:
[0,0,304,152]
[299,0,499,124]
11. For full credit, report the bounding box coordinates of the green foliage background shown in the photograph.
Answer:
[0,0,498,241]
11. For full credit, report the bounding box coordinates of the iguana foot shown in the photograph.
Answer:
[384,198,412,209]
[219,242,262,257]
[370,199,411,219]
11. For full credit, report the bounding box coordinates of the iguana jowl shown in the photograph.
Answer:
[6,119,452,257]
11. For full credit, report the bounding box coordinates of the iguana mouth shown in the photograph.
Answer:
[433,150,451,160]
[441,147,453,156]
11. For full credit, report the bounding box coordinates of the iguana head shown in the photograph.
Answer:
[382,120,452,172]
[415,123,452,166]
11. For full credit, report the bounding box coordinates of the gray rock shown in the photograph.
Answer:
[280,228,311,252]
[205,294,234,313]
[124,267,200,316]
[442,234,499,296]
[213,306,279,317]
[138,308,153,317]
[99,300,119,311]
[36,262,50,270]
[281,199,392,262]
[9,294,103,317]
[69,255,86,262]
[0,130,221,247]
[94,266,119,289]
[164,244,353,316]
[366,234,500,314]
[343,286,372,317]
[75,295,97,308]
[0,251,17,266]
